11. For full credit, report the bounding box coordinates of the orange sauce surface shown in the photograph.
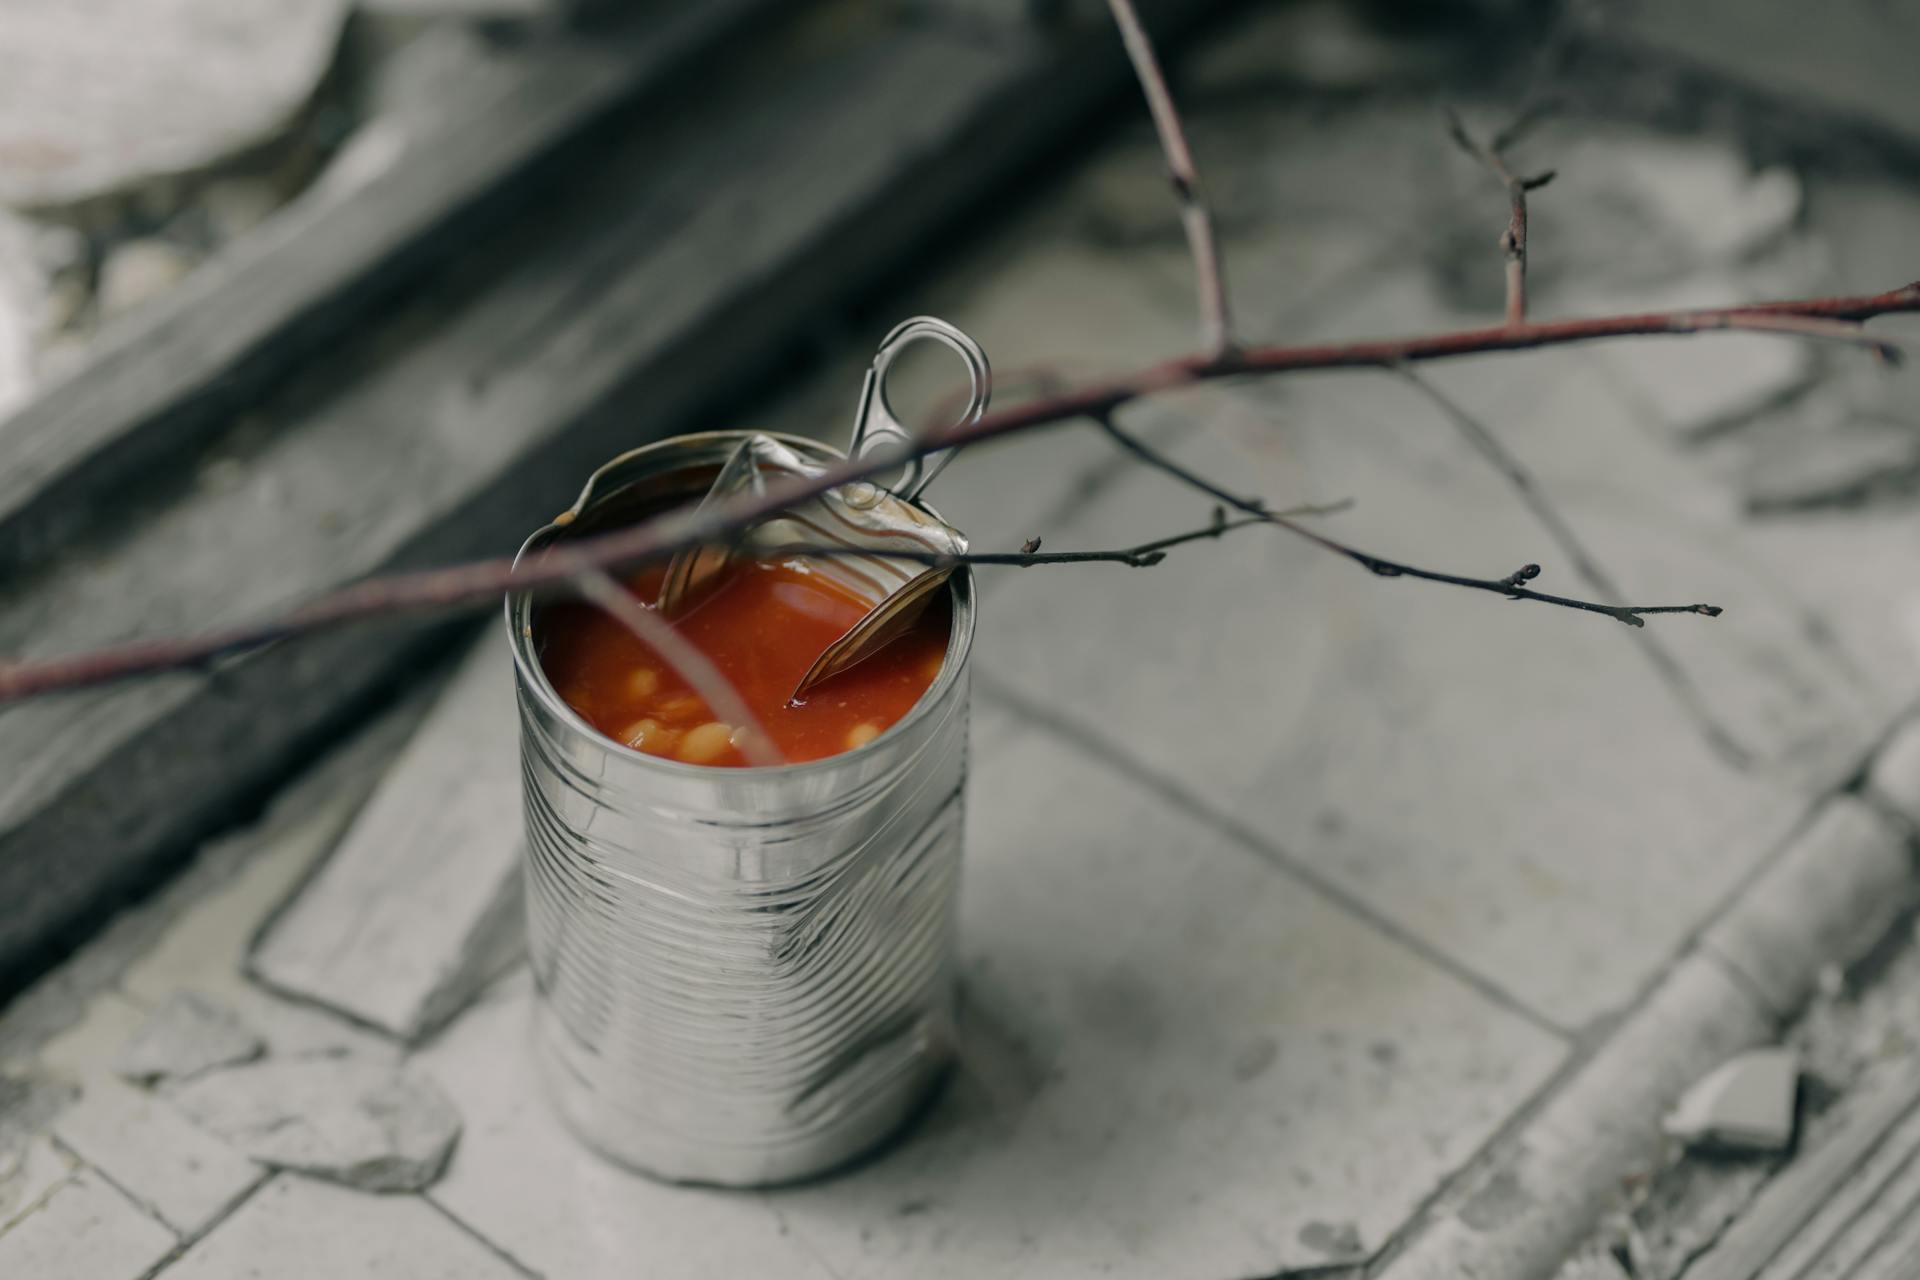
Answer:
[536,557,950,767]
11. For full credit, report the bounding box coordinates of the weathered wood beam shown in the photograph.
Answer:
[248,629,523,1043]
[0,0,777,579]
[0,0,1223,991]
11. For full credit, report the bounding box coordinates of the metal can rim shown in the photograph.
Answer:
[503,429,977,779]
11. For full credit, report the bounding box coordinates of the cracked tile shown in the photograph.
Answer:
[419,714,1562,1277]
[162,1175,523,1280]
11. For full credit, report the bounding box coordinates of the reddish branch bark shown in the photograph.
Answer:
[1,282,1914,703]
[3,0,1917,707]
[1105,0,1233,356]
[1445,107,1558,325]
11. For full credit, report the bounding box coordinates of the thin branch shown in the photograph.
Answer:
[1392,367,1753,767]
[2,281,1916,702]
[1105,0,1233,357]
[1446,105,1555,326]
[758,500,1350,570]
[573,569,784,767]
[1718,312,1904,362]
[1490,96,1563,154]
[1092,413,1721,627]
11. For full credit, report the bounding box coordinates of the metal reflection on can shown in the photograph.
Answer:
[504,431,972,1186]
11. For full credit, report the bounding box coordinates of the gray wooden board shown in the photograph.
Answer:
[0,0,349,209]
[0,2,1221,989]
[0,0,778,579]
[1688,1069,1920,1280]
[248,628,523,1042]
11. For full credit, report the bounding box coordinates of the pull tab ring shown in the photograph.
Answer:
[846,316,990,503]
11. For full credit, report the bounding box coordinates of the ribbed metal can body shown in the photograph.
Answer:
[505,432,971,1186]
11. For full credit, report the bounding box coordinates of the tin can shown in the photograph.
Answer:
[504,431,973,1186]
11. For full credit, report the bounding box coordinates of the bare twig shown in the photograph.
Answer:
[574,569,784,767]
[2,281,1916,703]
[1718,312,1903,362]
[760,500,1350,570]
[1091,413,1721,626]
[1446,105,1555,326]
[1392,367,1753,766]
[1105,0,1233,357]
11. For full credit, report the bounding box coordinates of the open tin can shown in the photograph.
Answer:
[505,330,981,1184]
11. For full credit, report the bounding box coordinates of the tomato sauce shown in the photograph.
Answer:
[536,556,950,767]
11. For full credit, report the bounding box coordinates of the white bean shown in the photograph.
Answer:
[679,722,735,765]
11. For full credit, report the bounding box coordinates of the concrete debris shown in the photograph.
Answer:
[0,213,46,417]
[1865,718,1920,832]
[1664,1048,1800,1154]
[0,1072,79,1227]
[1553,1248,1634,1280]
[1624,1158,1774,1280]
[363,24,504,122]
[359,0,553,22]
[168,1057,462,1192]
[1594,140,1801,262]
[112,991,265,1086]
[96,238,197,323]
[1504,136,1805,318]
[0,0,350,210]
[1596,0,1920,156]
[0,1136,73,1231]
[1741,423,1920,514]
[1597,327,1817,438]
[250,629,525,1044]
[199,177,287,243]
[1187,0,1453,94]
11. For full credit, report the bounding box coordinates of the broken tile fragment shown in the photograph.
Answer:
[0,1135,74,1231]
[162,1175,527,1280]
[169,1057,462,1192]
[1663,1047,1800,1154]
[1594,139,1801,262]
[0,1170,174,1280]
[112,990,265,1085]
[0,0,349,209]
[1596,332,1817,439]
[1555,1248,1634,1280]
[55,1073,264,1235]
[1741,424,1920,515]
[249,629,524,1043]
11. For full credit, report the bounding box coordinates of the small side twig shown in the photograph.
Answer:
[1447,105,1555,327]
[759,500,1350,570]
[1717,312,1903,363]
[574,569,784,767]
[1105,0,1234,358]
[5,280,1915,703]
[1393,367,1752,766]
[1093,413,1721,627]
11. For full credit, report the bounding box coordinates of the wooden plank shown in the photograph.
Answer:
[0,0,776,578]
[1854,1199,1920,1280]
[0,1,1225,991]
[1688,1070,1920,1280]
[248,629,523,1043]
[1754,1100,1920,1280]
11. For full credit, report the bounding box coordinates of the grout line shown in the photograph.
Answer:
[1697,938,1782,1019]
[126,1161,273,1280]
[977,677,1920,1279]
[424,1192,546,1279]
[48,1133,175,1241]
[1374,723,1920,1280]
[973,673,1572,1043]
[0,1160,79,1239]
